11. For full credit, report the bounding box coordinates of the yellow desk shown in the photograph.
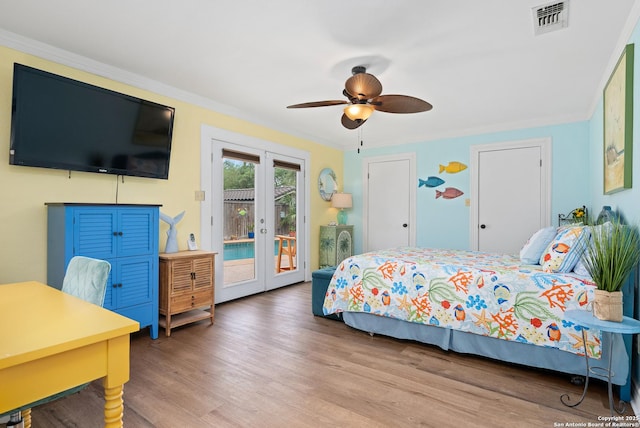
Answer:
[0,281,139,427]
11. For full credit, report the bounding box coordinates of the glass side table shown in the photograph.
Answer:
[561,310,640,416]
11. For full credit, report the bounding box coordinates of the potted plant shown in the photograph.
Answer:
[247,224,255,239]
[581,221,640,321]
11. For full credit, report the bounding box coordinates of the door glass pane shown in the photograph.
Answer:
[223,155,256,286]
[274,163,298,274]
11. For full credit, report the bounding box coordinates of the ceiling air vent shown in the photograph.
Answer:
[532,1,569,35]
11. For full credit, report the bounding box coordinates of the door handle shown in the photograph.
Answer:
[480,224,486,229]
[402,223,408,228]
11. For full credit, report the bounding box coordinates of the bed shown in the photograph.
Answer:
[322,242,633,400]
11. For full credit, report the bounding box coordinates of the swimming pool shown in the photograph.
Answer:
[223,240,279,261]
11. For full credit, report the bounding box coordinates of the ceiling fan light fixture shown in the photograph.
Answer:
[344,103,374,121]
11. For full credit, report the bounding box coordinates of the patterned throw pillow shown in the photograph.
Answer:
[519,226,557,264]
[539,226,590,273]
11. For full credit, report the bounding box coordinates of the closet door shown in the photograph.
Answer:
[363,153,416,252]
[471,139,551,254]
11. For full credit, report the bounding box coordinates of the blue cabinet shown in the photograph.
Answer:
[46,203,160,339]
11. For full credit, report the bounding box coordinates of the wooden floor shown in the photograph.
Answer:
[30,282,633,427]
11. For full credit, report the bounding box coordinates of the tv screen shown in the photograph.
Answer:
[10,63,175,179]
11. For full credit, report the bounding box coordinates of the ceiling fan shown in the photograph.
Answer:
[287,66,433,129]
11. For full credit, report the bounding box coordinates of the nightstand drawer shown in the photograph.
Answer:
[171,289,213,313]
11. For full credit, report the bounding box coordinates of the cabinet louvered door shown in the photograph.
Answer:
[104,256,153,308]
[171,259,195,295]
[73,209,117,259]
[118,209,155,257]
[117,256,154,308]
[193,257,213,291]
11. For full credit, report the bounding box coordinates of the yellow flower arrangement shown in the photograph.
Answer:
[571,207,586,224]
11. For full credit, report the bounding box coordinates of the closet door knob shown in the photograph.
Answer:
[480,224,486,229]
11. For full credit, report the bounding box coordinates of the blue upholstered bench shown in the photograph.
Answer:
[311,266,340,320]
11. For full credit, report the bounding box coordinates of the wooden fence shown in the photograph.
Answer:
[224,201,293,239]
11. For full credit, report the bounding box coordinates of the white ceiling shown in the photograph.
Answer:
[0,0,639,150]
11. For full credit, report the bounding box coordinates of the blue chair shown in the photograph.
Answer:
[2,256,111,428]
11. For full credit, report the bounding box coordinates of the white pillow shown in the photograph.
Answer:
[519,226,557,264]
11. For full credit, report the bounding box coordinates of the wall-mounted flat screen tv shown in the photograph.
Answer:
[10,63,175,179]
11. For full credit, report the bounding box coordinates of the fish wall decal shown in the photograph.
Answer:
[418,176,445,188]
[439,161,467,174]
[435,187,464,199]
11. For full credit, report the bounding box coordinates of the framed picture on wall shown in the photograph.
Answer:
[603,43,634,194]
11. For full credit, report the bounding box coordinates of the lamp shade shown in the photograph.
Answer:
[331,193,352,209]
[344,104,374,121]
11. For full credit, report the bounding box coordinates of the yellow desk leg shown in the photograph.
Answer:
[104,383,124,428]
[22,409,32,428]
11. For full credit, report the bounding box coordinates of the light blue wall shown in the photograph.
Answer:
[588,22,640,225]
[588,19,640,383]
[344,122,590,255]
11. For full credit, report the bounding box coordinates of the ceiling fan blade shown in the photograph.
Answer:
[345,73,383,100]
[341,114,366,130]
[370,94,433,113]
[287,100,348,108]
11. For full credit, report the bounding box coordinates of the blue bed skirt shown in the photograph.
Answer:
[342,312,629,387]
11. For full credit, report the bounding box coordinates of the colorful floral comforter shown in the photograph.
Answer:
[323,247,601,358]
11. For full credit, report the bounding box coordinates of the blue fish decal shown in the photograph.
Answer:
[419,176,445,188]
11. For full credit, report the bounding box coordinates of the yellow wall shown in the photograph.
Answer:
[0,46,342,283]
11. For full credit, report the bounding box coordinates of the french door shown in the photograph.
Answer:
[203,137,307,303]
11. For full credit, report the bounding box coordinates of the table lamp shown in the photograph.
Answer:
[331,193,352,225]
